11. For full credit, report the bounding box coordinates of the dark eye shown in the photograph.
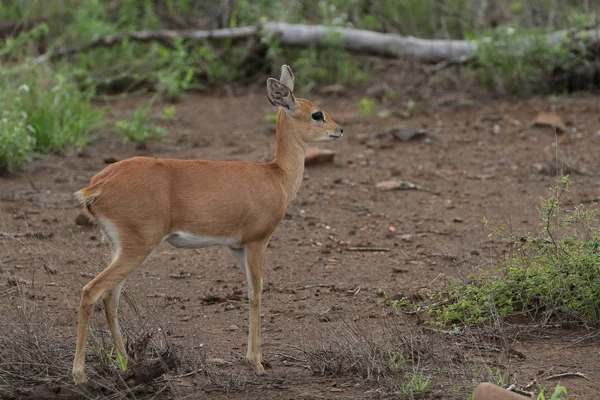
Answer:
[311,111,324,122]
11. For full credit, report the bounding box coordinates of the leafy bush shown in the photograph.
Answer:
[115,104,166,145]
[422,177,600,326]
[0,110,35,173]
[0,70,101,172]
[15,75,101,152]
[472,25,582,94]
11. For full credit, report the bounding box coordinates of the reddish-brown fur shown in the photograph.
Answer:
[72,65,342,384]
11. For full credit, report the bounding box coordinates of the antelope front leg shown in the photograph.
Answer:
[244,242,266,374]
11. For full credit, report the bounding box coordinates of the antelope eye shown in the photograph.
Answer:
[311,111,325,122]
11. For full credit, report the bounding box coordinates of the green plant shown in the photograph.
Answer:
[472,25,580,93]
[401,370,432,396]
[0,110,36,173]
[116,104,166,144]
[538,384,568,400]
[15,74,101,152]
[108,346,128,372]
[358,97,375,116]
[422,176,600,326]
[388,350,406,371]
[156,38,196,101]
[264,112,278,123]
[162,105,176,121]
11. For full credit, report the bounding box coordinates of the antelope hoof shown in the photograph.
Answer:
[73,367,89,385]
[253,362,265,375]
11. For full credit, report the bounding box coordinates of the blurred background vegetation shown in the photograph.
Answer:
[0,0,598,172]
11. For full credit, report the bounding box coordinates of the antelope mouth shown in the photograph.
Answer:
[328,133,343,141]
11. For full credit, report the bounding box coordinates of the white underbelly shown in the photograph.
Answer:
[165,231,240,249]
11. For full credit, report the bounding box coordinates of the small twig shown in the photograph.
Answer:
[346,247,391,252]
[523,379,538,391]
[296,284,334,290]
[169,368,203,379]
[506,384,534,397]
[0,232,53,240]
[544,372,588,380]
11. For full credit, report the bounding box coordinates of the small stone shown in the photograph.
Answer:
[471,249,480,256]
[182,315,192,321]
[388,226,396,233]
[375,179,425,191]
[492,124,501,135]
[392,267,408,273]
[103,156,119,164]
[226,324,240,331]
[532,112,567,133]
[453,217,463,223]
[400,234,413,242]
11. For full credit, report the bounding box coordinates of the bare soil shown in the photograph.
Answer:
[1,89,600,399]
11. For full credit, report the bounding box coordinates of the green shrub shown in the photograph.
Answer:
[422,177,600,326]
[0,110,35,173]
[115,104,166,144]
[0,68,101,171]
[15,74,101,152]
[472,26,580,93]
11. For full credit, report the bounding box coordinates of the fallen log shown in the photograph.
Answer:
[33,22,600,66]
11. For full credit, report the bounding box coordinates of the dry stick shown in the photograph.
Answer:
[0,232,53,240]
[296,284,334,290]
[544,372,588,380]
[505,384,535,397]
[346,247,391,252]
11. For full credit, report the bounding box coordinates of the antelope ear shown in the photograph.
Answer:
[266,78,297,112]
[279,65,294,92]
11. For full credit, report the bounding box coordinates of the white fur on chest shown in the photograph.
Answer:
[165,231,240,249]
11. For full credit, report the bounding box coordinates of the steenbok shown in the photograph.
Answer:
[72,65,343,384]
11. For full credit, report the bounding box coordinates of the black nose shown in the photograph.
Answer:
[340,128,344,134]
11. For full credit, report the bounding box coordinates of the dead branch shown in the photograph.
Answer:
[33,22,600,66]
[544,371,588,380]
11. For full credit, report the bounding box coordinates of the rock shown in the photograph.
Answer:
[453,217,463,223]
[532,112,567,133]
[392,267,408,273]
[473,383,529,400]
[103,156,119,164]
[225,324,240,331]
[375,179,428,192]
[388,226,396,233]
[389,128,438,142]
[305,148,336,166]
[400,234,413,242]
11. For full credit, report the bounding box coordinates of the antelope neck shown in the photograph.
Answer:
[272,110,307,202]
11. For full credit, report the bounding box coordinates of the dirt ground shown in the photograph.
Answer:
[1,88,600,399]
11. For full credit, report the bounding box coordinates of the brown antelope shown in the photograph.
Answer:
[72,65,343,384]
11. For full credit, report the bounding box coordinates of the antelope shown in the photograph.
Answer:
[72,65,343,384]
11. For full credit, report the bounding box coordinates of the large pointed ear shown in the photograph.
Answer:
[279,65,294,92]
[266,78,297,112]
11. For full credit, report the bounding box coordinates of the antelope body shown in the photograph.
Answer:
[72,65,343,384]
